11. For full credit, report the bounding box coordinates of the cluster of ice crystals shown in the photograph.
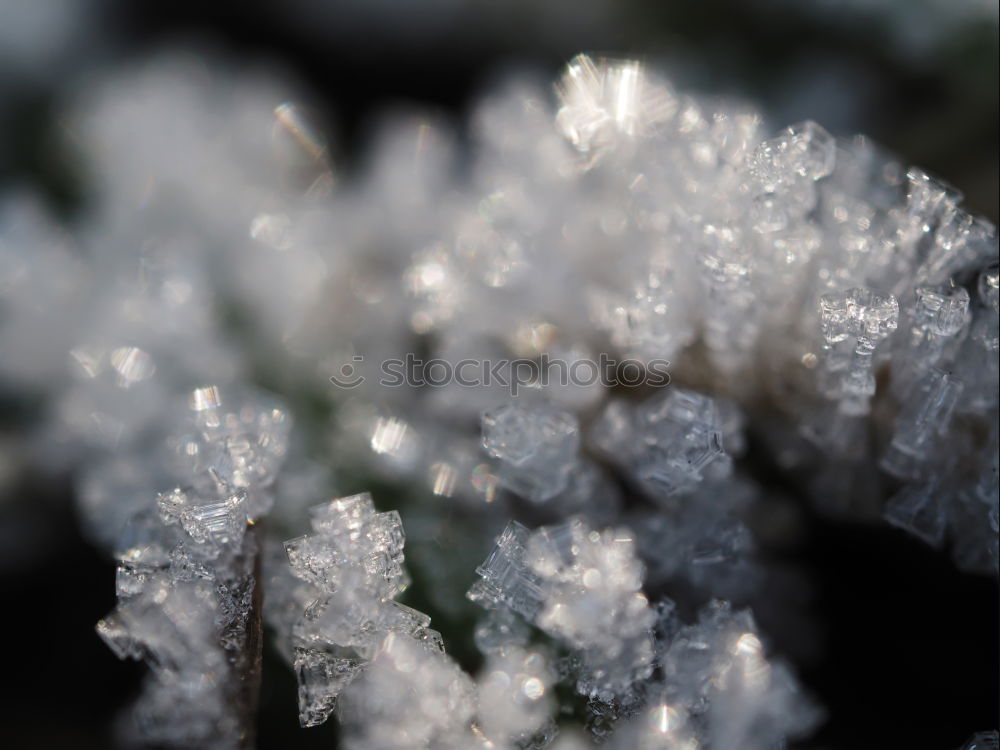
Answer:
[288,493,408,596]
[272,492,436,727]
[818,287,899,414]
[168,385,291,517]
[273,492,562,749]
[0,44,996,747]
[642,601,821,750]
[555,54,676,165]
[94,385,289,748]
[470,518,656,704]
[470,521,819,747]
[747,120,837,190]
[335,632,478,750]
[98,579,238,743]
[157,487,249,546]
[293,50,996,572]
[597,261,695,364]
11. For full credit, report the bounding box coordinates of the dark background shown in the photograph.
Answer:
[0,1,997,748]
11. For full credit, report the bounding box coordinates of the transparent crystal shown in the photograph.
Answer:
[555,54,675,162]
[905,168,962,230]
[634,389,726,497]
[883,482,947,548]
[157,487,248,548]
[172,385,291,501]
[820,287,899,343]
[914,284,970,336]
[819,287,899,412]
[294,647,364,727]
[468,521,546,620]
[286,493,408,598]
[470,518,656,703]
[482,403,581,502]
[747,120,835,190]
[278,491,445,729]
[881,369,963,479]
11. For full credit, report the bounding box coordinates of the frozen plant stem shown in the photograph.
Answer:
[234,527,264,750]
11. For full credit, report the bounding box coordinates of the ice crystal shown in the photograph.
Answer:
[277,492,433,727]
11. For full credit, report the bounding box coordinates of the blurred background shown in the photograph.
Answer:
[0,1,996,748]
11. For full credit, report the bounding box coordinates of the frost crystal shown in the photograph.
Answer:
[277,492,432,727]
[747,120,836,190]
[468,519,546,620]
[593,388,728,500]
[274,491,564,749]
[881,369,963,480]
[819,286,899,414]
[170,386,292,517]
[470,522,819,747]
[555,54,675,163]
[653,601,822,750]
[470,518,657,703]
[480,401,621,520]
[482,403,580,502]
